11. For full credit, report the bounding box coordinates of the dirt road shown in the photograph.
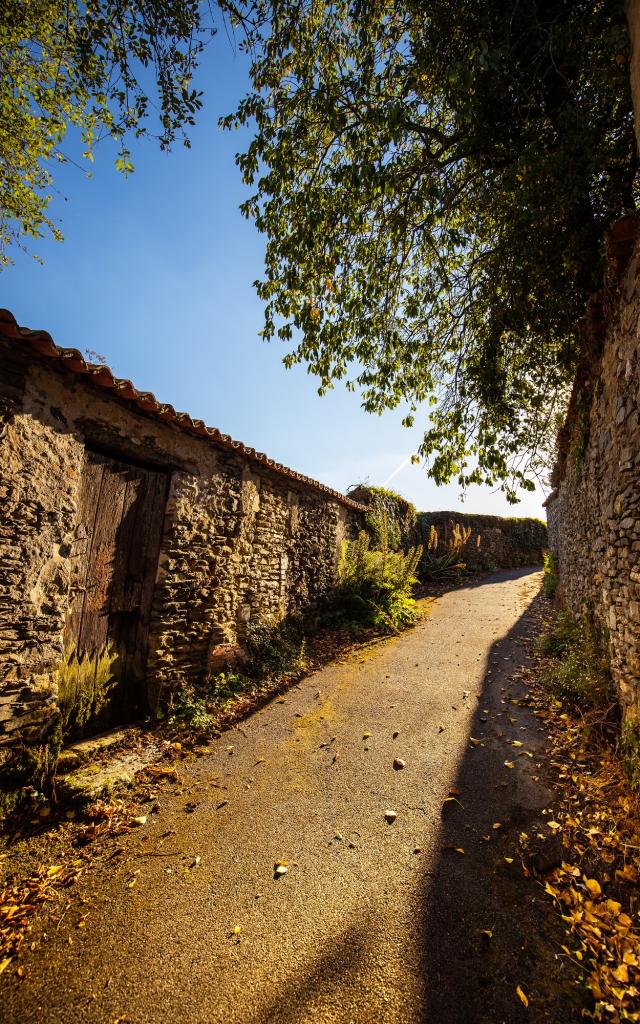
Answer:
[3,568,581,1023]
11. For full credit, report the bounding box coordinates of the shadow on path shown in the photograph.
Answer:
[417,589,587,1024]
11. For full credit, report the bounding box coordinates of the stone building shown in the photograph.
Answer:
[0,309,364,752]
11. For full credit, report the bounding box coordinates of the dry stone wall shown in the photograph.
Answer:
[546,234,640,719]
[0,341,362,757]
[349,485,546,571]
[416,512,547,572]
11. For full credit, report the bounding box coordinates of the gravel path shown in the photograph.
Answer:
[3,568,582,1023]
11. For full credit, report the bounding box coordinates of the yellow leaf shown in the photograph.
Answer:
[455,847,465,855]
[492,822,502,830]
[469,737,481,747]
[547,821,562,832]
[131,816,147,827]
[616,864,638,883]
[612,964,629,984]
[481,929,493,939]
[233,925,242,935]
[504,857,514,864]
[516,985,529,1007]
[512,741,523,747]
[504,761,515,769]
[362,733,371,739]
[584,878,601,897]
[0,958,12,975]
[47,865,64,877]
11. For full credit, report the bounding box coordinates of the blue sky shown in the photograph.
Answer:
[2,37,547,519]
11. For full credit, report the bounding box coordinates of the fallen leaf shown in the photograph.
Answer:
[612,964,629,984]
[362,733,371,740]
[516,985,529,1007]
[0,958,12,975]
[481,929,493,939]
[131,816,147,827]
[393,758,406,770]
[504,761,515,769]
[469,737,482,747]
[273,861,288,878]
[492,822,502,830]
[584,877,602,897]
[233,925,242,935]
[615,864,638,883]
[384,810,398,823]
[46,865,64,877]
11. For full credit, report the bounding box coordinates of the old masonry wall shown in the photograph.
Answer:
[546,223,640,720]
[0,340,362,757]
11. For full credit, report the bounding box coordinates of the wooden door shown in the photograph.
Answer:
[62,450,168,737]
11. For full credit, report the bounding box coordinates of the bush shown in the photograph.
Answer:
[327,523,422,633]
[168,671,254,730]
[540,611,614,709]
[347,484,417,551]
[420,522,470,581]
[168,688,212,730]
[542,551,559,599]
[244,617,306,681]
[208,671,253,703]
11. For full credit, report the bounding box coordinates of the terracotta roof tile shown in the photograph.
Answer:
[0,309,367,512]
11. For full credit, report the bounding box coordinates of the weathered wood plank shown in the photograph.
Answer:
[63,450,168,732]
[77,457,128,654]
[132,470,168,682]
[63,455,104,652]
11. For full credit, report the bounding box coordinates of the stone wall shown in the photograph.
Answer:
[545,223,640,719]
[416,512,547,572]
[348,486,546,571]
[0,337,362,754]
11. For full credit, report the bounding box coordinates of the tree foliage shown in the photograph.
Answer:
[0,0,219,264]
[225,0,637,499]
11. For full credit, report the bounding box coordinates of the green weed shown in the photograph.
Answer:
[543,551,559,599]
[326,519,422,633]
[619,717,640,792]
[540,611,614,709]
[244,617,306,681]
